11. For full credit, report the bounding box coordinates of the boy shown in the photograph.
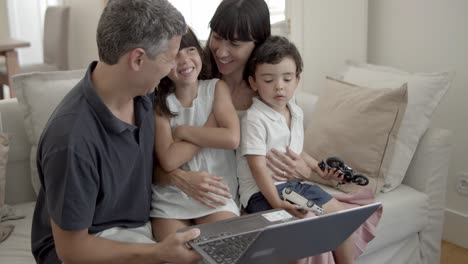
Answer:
[237,36,355,264]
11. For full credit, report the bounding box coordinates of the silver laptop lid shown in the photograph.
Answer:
[183,202,381,264]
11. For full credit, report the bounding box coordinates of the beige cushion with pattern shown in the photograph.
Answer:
[304,77,408,193]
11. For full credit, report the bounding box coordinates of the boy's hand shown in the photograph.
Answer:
[275,200,308,219]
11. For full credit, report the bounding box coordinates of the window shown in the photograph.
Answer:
[168,0,287,41]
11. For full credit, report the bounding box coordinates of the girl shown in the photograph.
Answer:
[150,28,240,241]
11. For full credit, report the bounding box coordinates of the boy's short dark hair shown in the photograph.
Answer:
[247,36,303,79]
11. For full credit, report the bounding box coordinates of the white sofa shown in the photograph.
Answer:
[0,86,451,263]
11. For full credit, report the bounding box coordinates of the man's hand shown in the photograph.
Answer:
[157,229,203,264]
[171,170,232,208]
[266,147,311,181]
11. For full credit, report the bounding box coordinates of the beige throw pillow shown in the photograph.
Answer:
[341,61,452,192]
[304,77,408,193]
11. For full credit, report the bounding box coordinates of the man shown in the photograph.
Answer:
[31,0,201,263]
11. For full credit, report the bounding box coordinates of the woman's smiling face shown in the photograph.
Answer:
[208,32,255,77]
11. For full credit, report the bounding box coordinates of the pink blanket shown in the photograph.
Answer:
[306,188,383,264]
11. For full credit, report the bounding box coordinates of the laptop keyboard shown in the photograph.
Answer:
[199,231,259,264]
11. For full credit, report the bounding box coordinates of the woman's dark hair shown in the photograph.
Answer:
[154,27,211,117]
[247,36,303,79]
[205,0,271,80]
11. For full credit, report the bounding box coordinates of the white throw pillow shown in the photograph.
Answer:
[341,61,452,192]
[12,69,85,195]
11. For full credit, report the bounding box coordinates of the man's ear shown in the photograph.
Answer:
[248,76,258,92]
[128,48,146,71]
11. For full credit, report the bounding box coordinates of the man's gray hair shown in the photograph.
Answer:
[97,0,187,64]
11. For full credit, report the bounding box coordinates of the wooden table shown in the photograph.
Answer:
[0,38,30,99]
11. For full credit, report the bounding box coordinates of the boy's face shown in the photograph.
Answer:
[248,57,300,112]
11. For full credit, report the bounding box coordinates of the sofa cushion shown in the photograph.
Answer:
[0,132,9,209]
[303,77,408,193]
[341,61,452,192]
[12,70,85,195]
[320,184,428,255]
[0,202,35,263]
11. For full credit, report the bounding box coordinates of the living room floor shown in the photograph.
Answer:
[441,240,468,264]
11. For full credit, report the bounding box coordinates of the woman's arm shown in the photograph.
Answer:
[173,80,240,149]
[246,155,306,219]
[154,113,200,172]
[266,148,341,181]
[154,166,231,208]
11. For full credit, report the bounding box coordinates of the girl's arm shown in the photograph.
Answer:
[154,113,200,172]
[173,80,240,149]
[246,155,307,219]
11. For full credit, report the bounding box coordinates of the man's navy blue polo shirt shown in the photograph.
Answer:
[31,62,155,264]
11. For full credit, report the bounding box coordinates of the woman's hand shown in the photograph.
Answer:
[170,169,232,208]
[266,147,312,181]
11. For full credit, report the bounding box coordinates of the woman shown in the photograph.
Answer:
[205,0,335,192]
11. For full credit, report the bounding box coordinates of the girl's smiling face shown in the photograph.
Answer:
[168,46,202,86]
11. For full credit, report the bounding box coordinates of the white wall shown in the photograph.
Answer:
[292,0,367,94]
[0,0,9,38]
[368,0,468,248]
[63,0,104,69]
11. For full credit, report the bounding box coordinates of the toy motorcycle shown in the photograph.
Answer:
[318,157,369,186]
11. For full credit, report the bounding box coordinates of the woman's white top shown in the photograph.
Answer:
[151,79,239,219]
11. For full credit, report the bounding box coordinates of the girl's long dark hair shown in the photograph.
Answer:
[154,28,211,117]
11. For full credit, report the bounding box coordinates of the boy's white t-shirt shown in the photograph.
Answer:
[237,97,304,208]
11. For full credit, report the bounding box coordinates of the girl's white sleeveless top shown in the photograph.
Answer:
[150,79,239,219]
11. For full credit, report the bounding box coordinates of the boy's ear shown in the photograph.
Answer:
[248,76,258,92]
[128,48,146,71]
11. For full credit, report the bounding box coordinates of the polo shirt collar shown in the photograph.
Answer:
[251,97,301,121]
[83,61,152,134]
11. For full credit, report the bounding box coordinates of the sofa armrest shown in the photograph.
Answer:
[403,127,451,264]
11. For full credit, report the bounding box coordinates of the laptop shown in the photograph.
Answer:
[179,202,381,264]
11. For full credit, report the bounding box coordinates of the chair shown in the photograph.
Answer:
[0,6,70,98]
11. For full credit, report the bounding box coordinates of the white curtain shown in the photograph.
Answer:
[6,0,63,65]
